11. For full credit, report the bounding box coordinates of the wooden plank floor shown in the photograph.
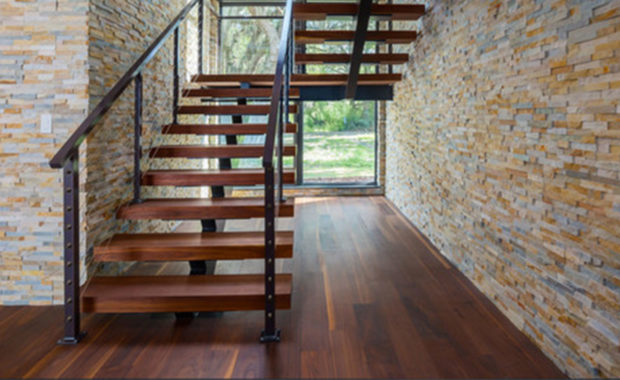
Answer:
[0,197,565,378]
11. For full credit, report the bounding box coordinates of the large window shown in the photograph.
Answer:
[302,101,376,184]
[219,3,378,186]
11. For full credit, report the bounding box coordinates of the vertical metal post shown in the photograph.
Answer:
[278,63,288,202]
[217,0,222,73]
[173,27,180,124]
[278,91,284,202]
[388,0,393,74]
[295,14,305,185]
[133,73,143,204]
[58,154,85,344]
[279,18,292,199]
[260,166,279,342]
[295,103,303,185]
[198,0,204,75]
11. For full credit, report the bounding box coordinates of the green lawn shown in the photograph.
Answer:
[303,131,375,182]
[229,131,375,183]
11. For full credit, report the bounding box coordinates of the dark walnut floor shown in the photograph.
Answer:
[0,197,565,378]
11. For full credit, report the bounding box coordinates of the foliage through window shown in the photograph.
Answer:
[220,6,378,185]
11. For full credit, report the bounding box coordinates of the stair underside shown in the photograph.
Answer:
[191,73,402,86]
[81,274,292,313]
[183,87,300,99]
[142,168,296,186]
[117,197,295,220]
[295,30,417,44]
[177,104,298,115]
[293,3,425,20]
[162,123,297,135]
[149,145,296,159]
[94,231,294,262]
[295,53,409,64]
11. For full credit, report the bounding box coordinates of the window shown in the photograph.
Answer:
[219,3,378,187]
[301,100,376,184]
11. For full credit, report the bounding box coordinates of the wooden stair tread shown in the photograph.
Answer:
[177,104,298,115]
[162,123,297,135]
[184,87,300,98]
[81,274,292,313]
[295,53,409,64]
[142,168,296,186]
[292,73,402,86]
[117,197,295,220]
[94,231,294,262]
[293,3,425,20]
[149,145,296,158]
[192,74,275,85]
[295,30,418,44]
[191,73,402,86]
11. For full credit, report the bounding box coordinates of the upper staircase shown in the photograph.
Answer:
[48,0,424,344]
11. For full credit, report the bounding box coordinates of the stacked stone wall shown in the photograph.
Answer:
[0,0,219,304]
[387,0,620,377]
[0,0,90,305]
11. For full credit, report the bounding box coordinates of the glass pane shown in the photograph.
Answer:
[303,101,376,184]
[222,6,283,17]
[221,18,282,73]
[217,110,295,170]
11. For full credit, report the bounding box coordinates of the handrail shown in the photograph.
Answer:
[49,0,201,169]
[53,0,206,344]
[262,0,293,168]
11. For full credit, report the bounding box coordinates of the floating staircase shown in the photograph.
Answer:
[49,0,424,344]
[84,91,299,317]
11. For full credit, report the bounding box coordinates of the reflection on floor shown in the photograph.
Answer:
[0,197,565,378]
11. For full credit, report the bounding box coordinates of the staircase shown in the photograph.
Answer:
[49,0,424,344]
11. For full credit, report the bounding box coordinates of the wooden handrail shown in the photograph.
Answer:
[49,0,201,169]
[262,0,293,168]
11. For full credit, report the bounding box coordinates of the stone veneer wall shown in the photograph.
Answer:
[386,0,619,377]
[0,0,89,305]
[0,0,218,304]
[85,0,201,277]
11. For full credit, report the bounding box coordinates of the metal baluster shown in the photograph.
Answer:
[295,14,305,185]
[173,27,180,124]
[58,154,85,344]
[388,0,393,74]
[198,0,204,75]
[278,64,287,202]
[260,166,279,342]
[133,73,143,204]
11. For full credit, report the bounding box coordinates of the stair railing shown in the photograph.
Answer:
[261,0,294,343]
[49,0,206,344]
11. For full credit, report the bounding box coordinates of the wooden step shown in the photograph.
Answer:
[117,197,295,220]
[149,145,296,159]
[177,104,298,115]
[162,123,298,135]
[295,53,409,64]
[293,3,425,20]
[81,274,292,313]
[192,74,275,86]
[183,87,300,99]
[295,30,418,44]
[292,74,401,86]
[142,168,296,186]
[192,73,402,86]
[94,231,294,262]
